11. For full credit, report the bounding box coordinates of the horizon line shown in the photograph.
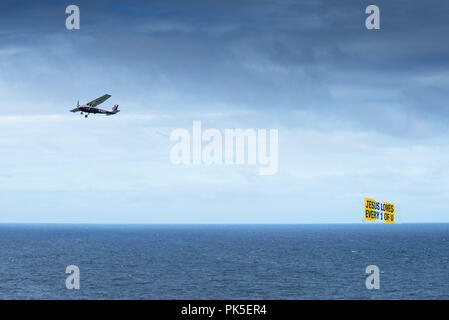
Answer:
[0,222,447,225]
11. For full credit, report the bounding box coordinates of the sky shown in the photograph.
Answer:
[0,0,448,223]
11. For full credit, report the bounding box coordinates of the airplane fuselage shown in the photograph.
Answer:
[78,106,119,115]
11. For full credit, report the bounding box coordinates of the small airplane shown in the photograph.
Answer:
[70,94,120,118]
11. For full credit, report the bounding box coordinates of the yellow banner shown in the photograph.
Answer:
[364,198,395,223]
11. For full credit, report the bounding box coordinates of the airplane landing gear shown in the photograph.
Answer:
[85,114,88,118]
[81,112,83,115]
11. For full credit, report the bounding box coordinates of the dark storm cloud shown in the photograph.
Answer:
[2,1,449,224]
[1,0,448,136]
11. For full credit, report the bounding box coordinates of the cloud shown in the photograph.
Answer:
[1,0,449,222]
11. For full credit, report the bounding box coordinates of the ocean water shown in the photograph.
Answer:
[0,224,448,299]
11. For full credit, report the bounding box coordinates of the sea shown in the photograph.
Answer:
[0,224,448,299]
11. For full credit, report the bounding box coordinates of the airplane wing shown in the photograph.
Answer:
[86,94,111,107]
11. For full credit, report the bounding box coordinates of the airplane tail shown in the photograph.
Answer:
[112,104,119,112]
